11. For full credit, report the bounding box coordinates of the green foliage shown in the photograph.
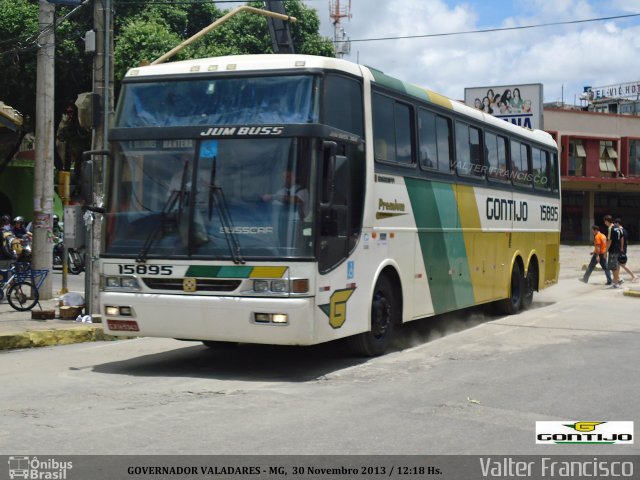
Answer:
[0,0,335,130]
[114,16,184,80]
[0,0,41,128]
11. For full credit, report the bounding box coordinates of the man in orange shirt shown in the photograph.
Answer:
[580,225,612,284]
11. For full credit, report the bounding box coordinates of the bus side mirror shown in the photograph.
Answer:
[80,159,94,206]
[321,141,338,205]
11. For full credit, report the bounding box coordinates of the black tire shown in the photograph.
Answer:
[348,275,399,357]
[67,250,84,275]
[522,264,537,310]
[497,261,524,315]
[7,281,39,311]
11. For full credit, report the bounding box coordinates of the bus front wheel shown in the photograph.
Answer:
[348,275,399,357]
[497,261,524,315]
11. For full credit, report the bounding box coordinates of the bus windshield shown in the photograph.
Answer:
[115,75,318,127]
[105,138,316,260]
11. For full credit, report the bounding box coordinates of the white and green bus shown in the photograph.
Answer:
[98,54,560,356]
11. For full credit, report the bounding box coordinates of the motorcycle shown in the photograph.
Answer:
[53,239,84,275]
[1,231,32,261]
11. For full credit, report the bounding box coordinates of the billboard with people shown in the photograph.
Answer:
[465,83,543,130]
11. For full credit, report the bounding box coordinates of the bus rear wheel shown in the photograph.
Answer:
[348,275,399,357]
[497,261,524,315]
[522,265,537,310]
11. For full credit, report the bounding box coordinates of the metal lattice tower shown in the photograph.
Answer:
[329,0,351,58]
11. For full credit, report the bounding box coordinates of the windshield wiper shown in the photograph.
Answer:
[136,160,190,263]
[208,158,244,264]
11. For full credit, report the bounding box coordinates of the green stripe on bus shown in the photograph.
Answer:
[405,178,475,314]
[185,265,254,278]
[369,69,450,107]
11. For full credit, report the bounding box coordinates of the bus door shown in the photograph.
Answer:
[316,140,364,274]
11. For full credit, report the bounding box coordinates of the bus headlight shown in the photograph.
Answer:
[270,280,288,292]
[103,275,141,291]
[120,277,140,289]
[253,280,269,293]
[251,278,309,294]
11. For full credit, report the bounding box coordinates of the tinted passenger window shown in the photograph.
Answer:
[455,121,484,177]
[373,93,414,165]
[511,140,531,186]
[532,148,550,190]
[485,132,509,181]
[419,109,452,173]
[323,75,364,137]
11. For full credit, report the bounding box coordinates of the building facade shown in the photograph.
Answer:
[544,107,640,243]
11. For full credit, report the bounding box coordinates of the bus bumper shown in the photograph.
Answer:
[100,292,317,345]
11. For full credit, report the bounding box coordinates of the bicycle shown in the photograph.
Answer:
[0,262,49,311]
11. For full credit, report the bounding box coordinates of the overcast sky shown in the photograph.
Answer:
[297,0,640,105]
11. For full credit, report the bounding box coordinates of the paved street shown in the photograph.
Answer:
[0,246,638,455]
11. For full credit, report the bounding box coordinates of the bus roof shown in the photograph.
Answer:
[125,54,556,148]
[125,54,364,79]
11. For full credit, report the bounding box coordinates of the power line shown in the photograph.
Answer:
[348,12,640,43]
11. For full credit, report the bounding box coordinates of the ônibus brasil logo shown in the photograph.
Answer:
[8,456,73,479]
[536,421,634,445]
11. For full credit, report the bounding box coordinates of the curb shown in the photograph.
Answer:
[623,288,640,298]
[0,326,131,351]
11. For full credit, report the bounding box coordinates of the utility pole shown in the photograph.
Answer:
[32,0,56,299]
[85,0,113,316]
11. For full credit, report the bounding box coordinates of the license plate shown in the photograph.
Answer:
[107,319,140,332]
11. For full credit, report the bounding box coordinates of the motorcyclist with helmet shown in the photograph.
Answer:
[12,216,29,237]
[1,215,32,260]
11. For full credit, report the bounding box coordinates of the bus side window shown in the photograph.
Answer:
[373,94,396,163]
[532,148,550,190]
[511,140,532,186]
[323,75,364,138]
[373,93,414,165]
[436,115,453,173]
[418,109,437,169]
[469,126,483,176]
[486,132,509,181]
[455,121,484,177]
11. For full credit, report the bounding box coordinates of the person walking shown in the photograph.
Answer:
[615,218,637,282]
[580,225,612,284]
[604,214,623,288]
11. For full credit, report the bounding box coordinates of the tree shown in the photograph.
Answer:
[114,0,334,75]
[0,0,42,131]
[0,0,335,127]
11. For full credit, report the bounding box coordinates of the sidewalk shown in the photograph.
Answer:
[1,246,639,351]
[0,269,119,350]
[564,244,640,297]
